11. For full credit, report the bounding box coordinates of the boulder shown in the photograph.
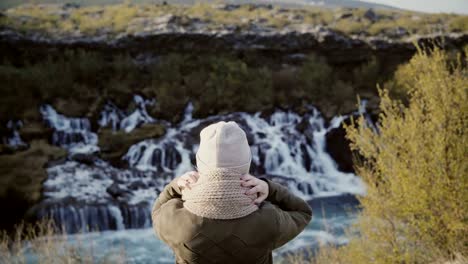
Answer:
[215,4,241,11]
[325,118,354,173]
[106,182,130,199]
[69,152,98,165]
[364,8,378,22]
[334,12,353,20]
[63,3,81,10]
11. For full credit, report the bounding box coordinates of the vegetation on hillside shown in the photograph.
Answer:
[0,2,467,38]
[292,47,467,263]
[0,49,389,124]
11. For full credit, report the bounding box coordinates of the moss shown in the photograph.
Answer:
[449,15,468,32]
[334,18,371,35]
[0,140,65,201]
[0,139,66,230]
[98,123,165,166]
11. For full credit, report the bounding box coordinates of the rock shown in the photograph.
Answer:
[98,123,165,168]
[393,26,409,38]
[325,118,354,173]
[106,182,130,199]
[215,4,241,11]
[63,3,81,10]
[128,180,147,190]
[69,153,98,165]
[335,12,353,20]
[288,13,304,22]
[364,8,378,22]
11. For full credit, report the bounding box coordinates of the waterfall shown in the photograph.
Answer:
[36,99,367,233]
[40,104,99,154]
[3,120,27,148]
[98,95,157,132]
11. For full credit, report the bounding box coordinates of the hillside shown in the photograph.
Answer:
[1,0,399,11]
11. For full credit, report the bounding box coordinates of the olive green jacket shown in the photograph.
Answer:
[151,177,312,264]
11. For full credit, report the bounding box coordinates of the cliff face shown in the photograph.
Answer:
[1,3,467,62]
[1,13,467,62]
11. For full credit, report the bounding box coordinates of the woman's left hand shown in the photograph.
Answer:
[241,174,269,205]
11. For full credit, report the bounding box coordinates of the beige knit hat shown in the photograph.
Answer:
[181,121,258,219]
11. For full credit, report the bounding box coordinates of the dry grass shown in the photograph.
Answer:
[0,220,126,264]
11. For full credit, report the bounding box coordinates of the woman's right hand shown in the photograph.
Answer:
[177,171,199,190]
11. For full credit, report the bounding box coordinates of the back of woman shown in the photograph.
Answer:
[152,121,312,264]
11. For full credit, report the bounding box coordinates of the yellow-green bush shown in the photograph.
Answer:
[312,47,467,263]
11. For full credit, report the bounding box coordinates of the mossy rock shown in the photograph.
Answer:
[98,123,166,167]
[20,121,54,142]
[0,139,66,231]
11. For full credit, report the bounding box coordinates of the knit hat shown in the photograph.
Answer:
[181,121,258,219]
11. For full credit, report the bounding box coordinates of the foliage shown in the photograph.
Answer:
[311,47,468,263]
[0,46,395,123]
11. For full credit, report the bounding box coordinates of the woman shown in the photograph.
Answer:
[152,121,312,264]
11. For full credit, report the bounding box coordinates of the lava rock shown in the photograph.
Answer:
[63,3,80,10]
[325,118,354,173]
[335,12,353,20]
[69,153,98,165]
[364,8,378,22]
[106,182,130,199]
[128,180,147,190]
[215,4,241,11]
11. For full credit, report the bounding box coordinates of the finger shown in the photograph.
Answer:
[187,174,198,183]
[185,182,191,190]
[191,171,200,180]
[245,186,259,195]
[254,193,267,204]
[253,197,263,204]
[241,179,258,187]
[241,174,255,181]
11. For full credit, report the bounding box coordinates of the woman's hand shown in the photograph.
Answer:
[177,171,199,190]
[241,174,269,205]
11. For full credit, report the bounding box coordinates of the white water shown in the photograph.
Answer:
[40,104,99,154]
[98,95,156,132]
[31,96,371,260]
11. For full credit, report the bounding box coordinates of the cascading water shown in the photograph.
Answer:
[40,104,99,154]
[34,95,370,261]
[98,95,157,133]
[25,95,375,262]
